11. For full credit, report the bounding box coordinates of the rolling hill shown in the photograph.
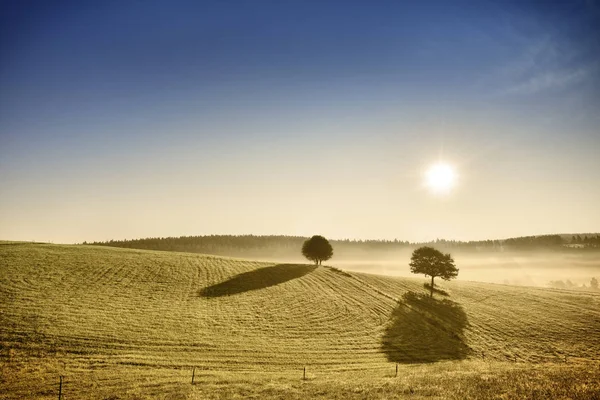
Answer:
[1,242,599,399]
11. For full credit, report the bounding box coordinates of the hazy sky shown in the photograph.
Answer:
[1,0,599,243]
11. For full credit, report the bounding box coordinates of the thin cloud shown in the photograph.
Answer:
[501,67,588,96]
[496,37,559,81]
[490,33,597,97]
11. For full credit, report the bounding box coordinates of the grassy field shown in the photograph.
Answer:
[1,242,600,399]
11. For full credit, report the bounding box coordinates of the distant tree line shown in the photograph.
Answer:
[91,235,307,256]
[568,235,600,247]
[87,233,600,257]
[548,277,598,291]
[88,235,413,258]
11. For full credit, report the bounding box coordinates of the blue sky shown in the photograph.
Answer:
[1,0,599,242]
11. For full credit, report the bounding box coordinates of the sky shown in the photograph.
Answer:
[1,0,599,243]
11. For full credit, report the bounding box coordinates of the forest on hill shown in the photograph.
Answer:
[88,233,600,259]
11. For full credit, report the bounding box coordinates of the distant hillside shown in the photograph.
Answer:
[1,242,599,399]
[87,233,600,259]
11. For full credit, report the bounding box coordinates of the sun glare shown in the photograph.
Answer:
[425,163,456,194]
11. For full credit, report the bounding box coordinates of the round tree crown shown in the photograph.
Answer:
[302,235,333,264]
[409,246,458,280]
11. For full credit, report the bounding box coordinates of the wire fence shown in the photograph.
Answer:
[2,355,595,400]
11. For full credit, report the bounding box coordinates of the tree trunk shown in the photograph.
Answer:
[430,276,434,297]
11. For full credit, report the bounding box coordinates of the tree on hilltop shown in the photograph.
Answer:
[409,246,458,297]
[302,235,333,265]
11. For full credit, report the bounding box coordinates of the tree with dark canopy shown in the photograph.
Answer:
[409,246,458,297]
[302,235,333,265]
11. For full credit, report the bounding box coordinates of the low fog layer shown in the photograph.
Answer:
[90,235,600,289]
[331,251,599,288]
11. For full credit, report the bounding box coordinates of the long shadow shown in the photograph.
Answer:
[381,292,470,363]
[199,264,318,298]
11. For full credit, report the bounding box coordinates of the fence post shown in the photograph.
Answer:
[303,367,306,380]
[58,376,63,400]
[192,367,196,384]
[395,363,398,377]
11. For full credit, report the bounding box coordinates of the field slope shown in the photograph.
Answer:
[1,242,599,399]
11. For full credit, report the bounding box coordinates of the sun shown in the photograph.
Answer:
[425,163,457,194]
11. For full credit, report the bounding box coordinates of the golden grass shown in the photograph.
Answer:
[1,242,599,399]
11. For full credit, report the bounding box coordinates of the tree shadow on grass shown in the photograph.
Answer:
[381,292,470,363]
[199,264,318,298]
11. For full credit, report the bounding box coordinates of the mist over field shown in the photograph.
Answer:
[235,250,600,288]
[90,234,600,288]
[332,251,600,287]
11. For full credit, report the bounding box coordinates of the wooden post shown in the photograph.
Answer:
[303,367,306,380]
[192,367,195,384]
[395,363,398,377]
[482,351,485,360]
[58,376,63,400]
